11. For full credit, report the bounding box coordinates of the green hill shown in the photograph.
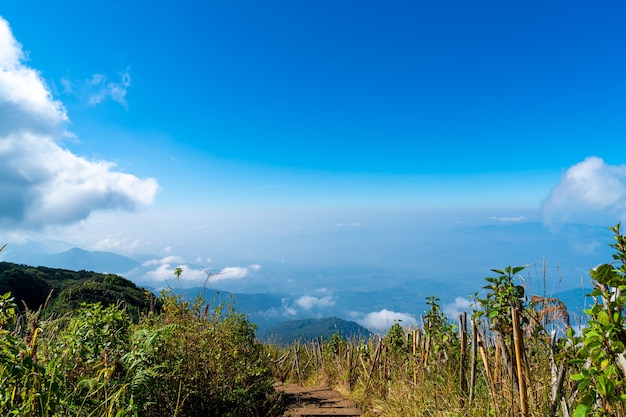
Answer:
[0,261,152,319]
[258,317,372,345]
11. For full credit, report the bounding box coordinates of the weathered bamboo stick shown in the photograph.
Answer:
[469,318,478,403]
[477,329,499,414]
[512,307,528,417]
[364,338,382,393]
[459,312,468,407]
[382,343,388,380]
[550,364,567,417]
[413,328,418,386]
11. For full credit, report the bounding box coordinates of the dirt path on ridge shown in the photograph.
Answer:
[275,382,362,417]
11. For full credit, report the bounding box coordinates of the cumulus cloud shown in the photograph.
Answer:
[442,297,473,319]
[141,257,261,286]
[214,265,261,281]
[542,157,626,225]
[0,21,67,137]
[0,17,158,230]
[294,295,335,310]
[357,309,417,334]
[142,255,185,267]
[93,234,145,252]
[143,263,208,284]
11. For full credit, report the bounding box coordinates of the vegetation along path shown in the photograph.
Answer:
[276,383,362,417]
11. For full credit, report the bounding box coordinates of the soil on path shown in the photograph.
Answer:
[276,382,362,417]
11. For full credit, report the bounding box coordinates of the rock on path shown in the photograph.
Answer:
[276,383,362,417]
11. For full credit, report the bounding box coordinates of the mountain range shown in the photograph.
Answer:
[0,222,616,332]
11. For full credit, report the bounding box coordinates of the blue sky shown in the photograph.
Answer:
[1,2,626,324]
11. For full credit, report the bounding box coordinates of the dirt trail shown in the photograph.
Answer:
[276,383,362,417]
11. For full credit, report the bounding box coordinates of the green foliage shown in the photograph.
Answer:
[385,321,406,355]
[0,261,151,319]
[475,265,527,336]
[0,283,280,416]
[134,288,279,416]
[1,292,63,416]
[326,331,347,356]
[423,295,458,358]
[569,223,626,417]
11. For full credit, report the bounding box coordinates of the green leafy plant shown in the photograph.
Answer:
[570,224,626,417]
[423,295,458,360]
[385,321,406,356]
[475,266,527,336]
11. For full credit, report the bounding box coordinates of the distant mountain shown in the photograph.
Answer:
[39,247,140,274]
[258,317,373,346]
[1,244,140,275]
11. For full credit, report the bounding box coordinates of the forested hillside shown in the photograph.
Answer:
[258,316,372,345]
[0,261,151,318]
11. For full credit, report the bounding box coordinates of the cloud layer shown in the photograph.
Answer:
[542,157,626,225]
[141,256,262,286]
[0,17,158,229]
[357,309,417,334]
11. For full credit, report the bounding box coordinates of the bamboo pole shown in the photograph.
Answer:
[469,318,478,403]
[477,330,499,414]
[512,307,528,417]
[459,312,468,407]
[293,343,302,385]
[364,338,382,394]
[313,338,320,374]
[413,328,418,387]
[319,336,325,372]
[382,343,388,380]
[549,332,568,416]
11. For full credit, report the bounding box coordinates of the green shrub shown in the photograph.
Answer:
[128,289,281,416]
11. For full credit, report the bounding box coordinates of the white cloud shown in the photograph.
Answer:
[294,295,335,310]
[62,68,132,109]
[490,216,526,223]
[258,298,297,318]
[86,68,132,108]
[0,17,158,230]
[93,234,145,252]
[213,264,261,281]
[143,263,207,284]
[357,309,417,334]
[142,255,185,267]
[442,297,473,319]
[142,260,261,286]
[195,256,212,264]
[542,157,626,225]
[0,19,67,137]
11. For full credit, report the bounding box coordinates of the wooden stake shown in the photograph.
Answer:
[477,329,499,415]
[364,338,382,394]
[459,312,468,407]
[469,318,478,404]
[512,307,528,417]
[413,328,418,387]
